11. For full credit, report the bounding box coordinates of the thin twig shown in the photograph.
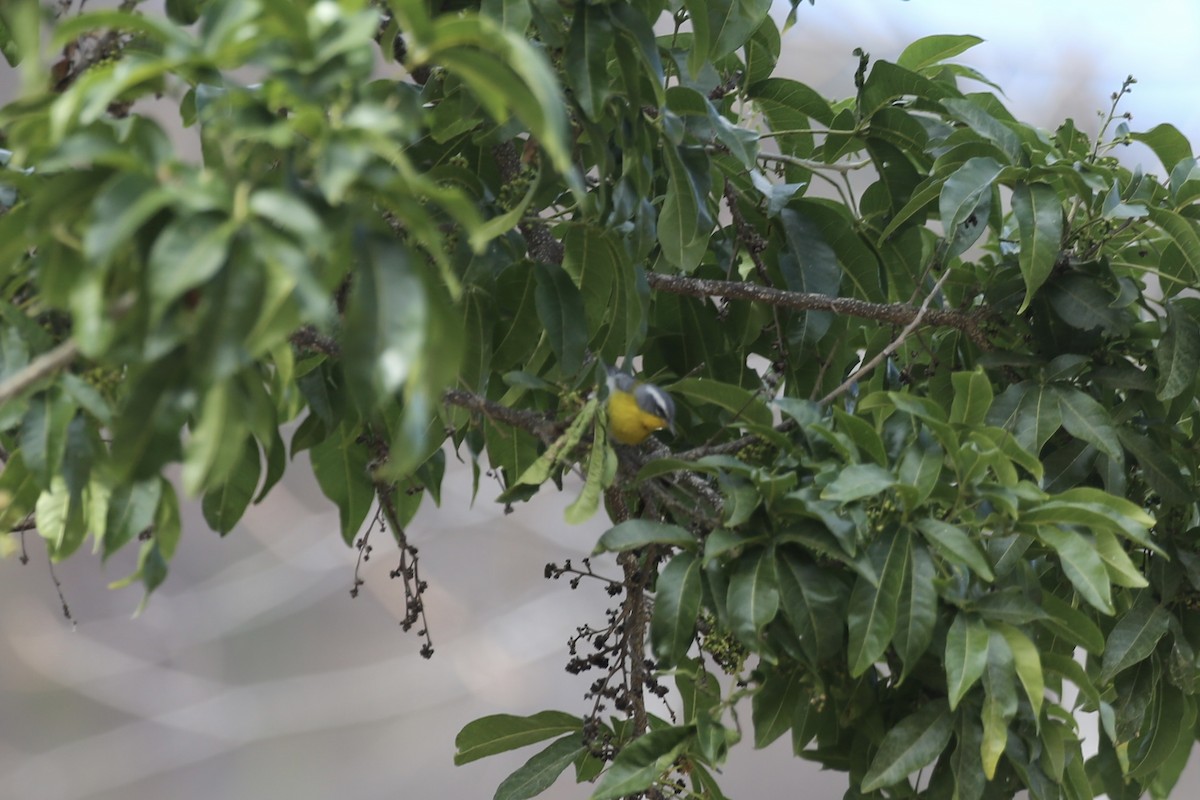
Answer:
[758,152,873,174]
[819,268,954,406]
[0,339,80,406]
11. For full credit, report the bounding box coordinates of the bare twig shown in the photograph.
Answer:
[819,268,954,406]
[758,152,873,174]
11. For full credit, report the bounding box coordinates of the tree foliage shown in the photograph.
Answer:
[3,0,1200,798]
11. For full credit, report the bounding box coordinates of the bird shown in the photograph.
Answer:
[605,365,676,445]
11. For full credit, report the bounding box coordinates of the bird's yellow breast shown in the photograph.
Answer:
[607,389,669,445]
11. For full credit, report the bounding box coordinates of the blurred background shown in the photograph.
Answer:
[3,1,1200,798]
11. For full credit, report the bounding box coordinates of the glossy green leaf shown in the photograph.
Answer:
[534,261,587,376]
[847,531,907,676]
[1011,182,1062,310]
[564,2,610,121]
[1156,301,1200,401]
[1131,123,1193,172]
[1055,387,1123,462]
[949,369,993,427]
[945,613,989,709]
[752,667,806,749]
[19,390,75,487]
[821,464,896,504]
[776,548,848,663]
[102,478,163,560]
[896,34,984,71]
[343,238,425,401]
[938,157,1002,258]
[727,547,780,643]
[1149,206,1200,279]
[1038,526,1113,614]
[651,552,703,668]
[591,726,693,800]
[147,213,232,309]
[310,424,375,546]
[860,699,953,792]
[593,519,696,554]
[201,437,261,535]
[454,711,582,765]
[915,518,993,581]
[669,377,773,430]
[996,623,1043,720]
[658,142,709,271]
[1100,596,1171,684]
[894,538,936,681]
[980,631,1017,779]
[494,734,585,800]
[1036,593,1105,656]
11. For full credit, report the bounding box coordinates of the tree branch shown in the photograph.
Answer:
[0,339,80,407]
[645,272,990,348]
[442,387,562,443]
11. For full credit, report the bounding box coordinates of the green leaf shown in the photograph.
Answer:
[201,437,261,535]
[776,548,848,663]
[727,547,780,643]
[1100,595,1171,684]
[949,369,993,426]
[658,143,709,271]
[941,98,1023,165]
[564,418,614,524]
[1095,529,1149,589]
[147,213,232,310]
[651,552,702,668]
[915,518,994,581]
[593,519,696,554]
[668,377,773,430]
[19,390,75,487]
[591,726,693,800]
[83,172,173,266]
[1128,685,1195,781]
[343,238,426,401]
[1011,182,1062,310]
[1156,301,1200,401]
[310,424,375,546]
[980,631,1018,779]
[945,613,989,709]
[752,667,806,749]
[534,261,587,376]
[1131,123,1193,172]
[847,531,907,676]
[939,157,1003,258]
[707,0,771,61]
[1119,429,1191,506]
[564,2,611,121]
[494,734,585,800]
[894,539,936,682]
[896,34,984,71]
[0,451,42,533]
[1056,387,1123,461]
[1148,206,1200,280]
[1037,593,1105,656]
[820,463,896,504]
[102,478,163,560]
[860,699,953,792]
[996,623,1044,720]
[454,711,582,765]
[1038,526,1113,614]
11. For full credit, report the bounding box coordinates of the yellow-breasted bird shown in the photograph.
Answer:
[605,365,676,445]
